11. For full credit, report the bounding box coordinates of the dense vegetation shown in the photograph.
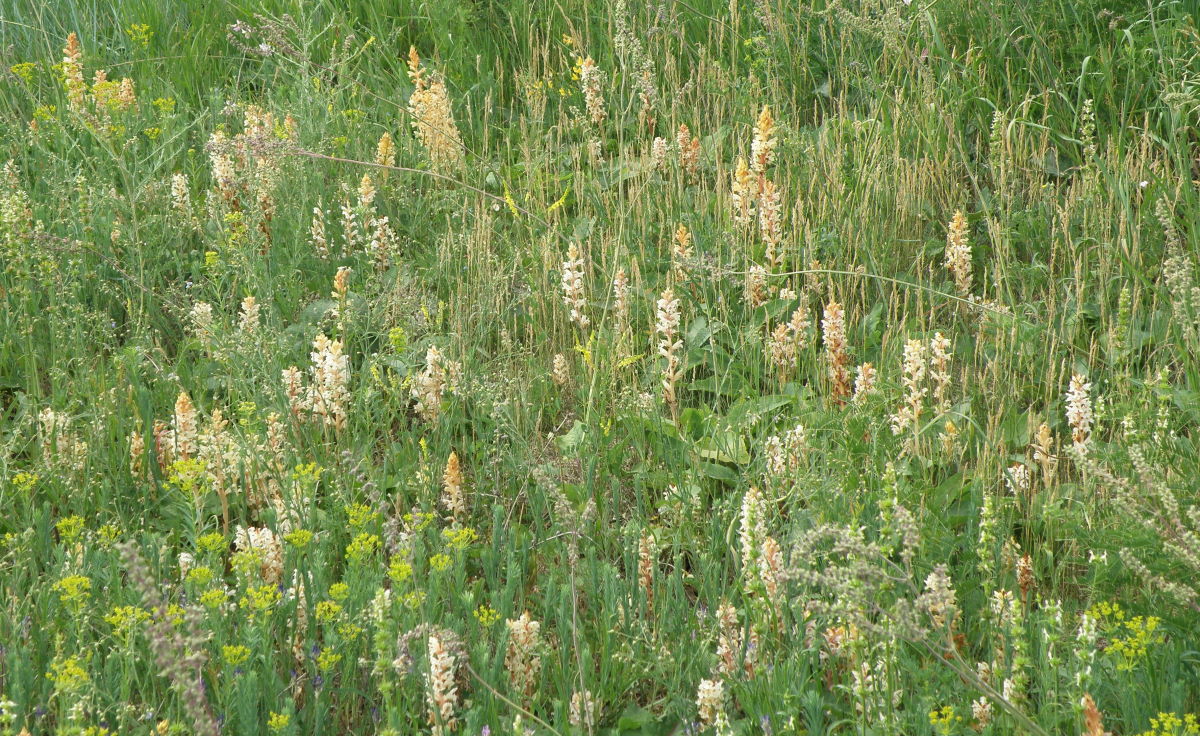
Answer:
[1,0,1199,734]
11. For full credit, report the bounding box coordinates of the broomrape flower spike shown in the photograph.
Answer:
[656,287,683,415]
[751,104,776,181]
[651,136,670,170]
[171,173,194,225]
[579,57,607,127]
[764,424,807,478]
[822,301,851,403]
[929,332,952,415]
[696,678,727,731]
[1081,694,1106,736]
[945,210,971,294]
[63,33,86,111]
[740,487,767,578]
[789,304,812,347]
[561,243,590,329]
[731,156,755,227]
[638,532,655,610]
[744,265,768,308]
[1065,373,1093,455]
[310,201,328,258]
[715,602,748,677]
[208,130,237,204]
[569,690,598,731]
[504,612,542,700]
[891,338,927,436]
[442,451,465,520]
[767,321,796,378]
[412,345,461,422]
[234,526,283,585]
[340,188,362,256]
[376,131,395,171]
[551,353,570,386]
[239,295,260,333]
[677,123,700,179]
[306,333,350,430]
[759,179,783,269]
[612,267,630,324]
[406,46,464,172]
[759,535,784,618]
[1033,421,1057,481]
[853,363,877,402]
[427,634,459,734]
[672,224,693,283]
[173,391,198,460]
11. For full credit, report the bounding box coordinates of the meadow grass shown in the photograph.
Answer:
[1,0,1199,734]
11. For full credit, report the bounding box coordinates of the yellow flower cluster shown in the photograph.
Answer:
[47,656,89,692]
[186,566,215,586]
[1088,601,1163,671]
[57,515,85,543]
[12,472,38,493]
[442,526,478,550]
[53,574,92,610]
[473,605,499,627]
[168,458,208,497]
[1087,600,1125,622]
[345,503,379,528]
[10,63,35,82]
[291,462,322,484]
[104,605,150,636]
[125,23,153,48]
[346,532,381,563]
[928,706,962,735]
[1134,712,1200,736]
[97,524,121,547]
[388,557,414,583]
[239,584,281,613]
[223,644,251,667]
[197,532,226,555]
[403,511,436,531]
[315,600,342,623]
[1107,615,1163,672]
[285,529,314,548]
[232,547,265,577]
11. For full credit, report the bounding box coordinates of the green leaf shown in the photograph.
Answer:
[556,420,588,455]
[725,394,794,428]
[698,460,740,483]
[616,704,654,731]
[694,433,750,465]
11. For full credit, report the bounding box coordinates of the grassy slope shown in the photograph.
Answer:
[0,0,1198,734]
